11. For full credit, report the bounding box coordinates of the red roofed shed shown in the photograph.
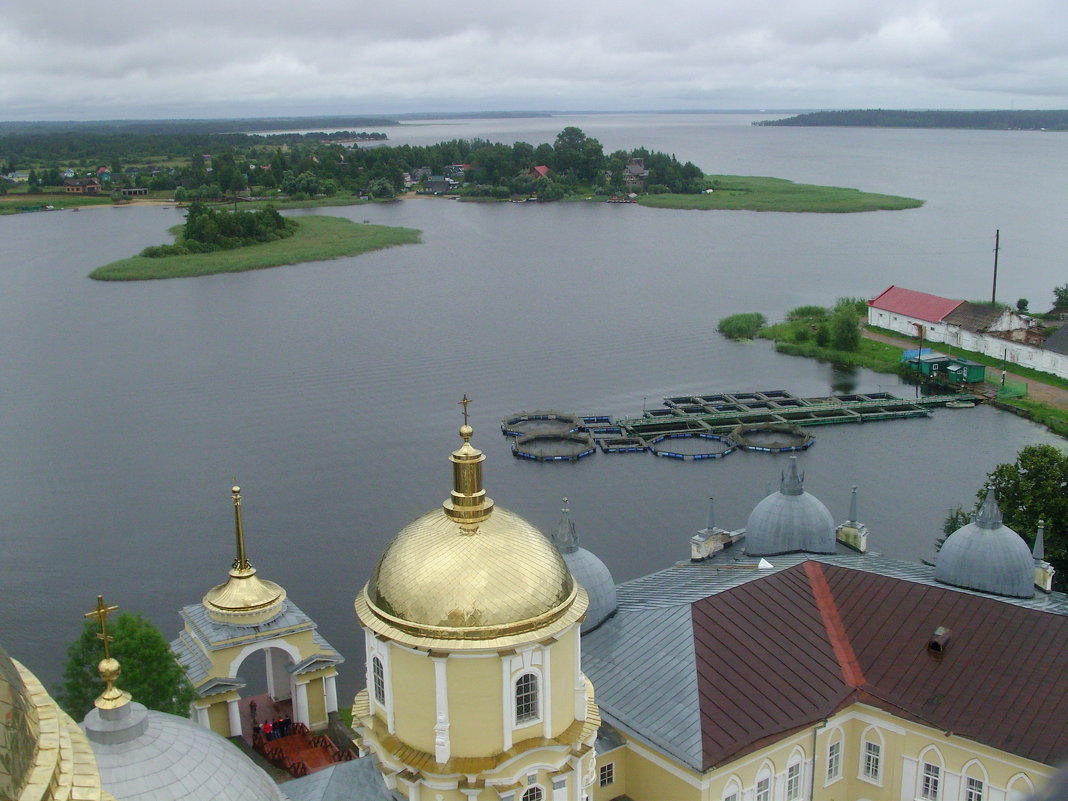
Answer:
[869,286,963,323]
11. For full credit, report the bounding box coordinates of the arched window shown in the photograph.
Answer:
[515,672,539,724]
[372,656,385,705]
[825,729,843,783]
[522,787,543,801]
[860,727,883,784]
[755,762,774,801]
[963,760,989,801]
[785,748,805,801]
[722,777,741,801]
[918,747,944,801]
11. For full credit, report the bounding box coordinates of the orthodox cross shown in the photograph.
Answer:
[84,594,119,660]
[458,394,472,426]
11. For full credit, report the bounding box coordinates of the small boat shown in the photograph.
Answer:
[945,400,975,409]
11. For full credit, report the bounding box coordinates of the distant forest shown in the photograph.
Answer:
[755,109,1068,131]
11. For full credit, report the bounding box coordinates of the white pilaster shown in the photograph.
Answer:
[324,673,338,714]
[196,704,211,729]
[574,631,586,722]
[433,656,451,763]
[295,680,310,726]
[265,648,276,697]
[502,658,513,751]
[227,698,242,737]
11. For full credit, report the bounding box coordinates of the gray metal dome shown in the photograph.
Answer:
[935,488,1035,598]
[83,700,287,801]
[552,500,617,633]
[745,458,836,556]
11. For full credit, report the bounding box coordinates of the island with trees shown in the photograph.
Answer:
[90,203,420,281]
[2,119,922,214]
[755,109,1068,131]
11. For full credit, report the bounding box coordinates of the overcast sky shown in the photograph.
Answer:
[2,0,1066,120]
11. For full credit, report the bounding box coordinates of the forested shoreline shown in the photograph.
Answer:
[757,109,1068,131]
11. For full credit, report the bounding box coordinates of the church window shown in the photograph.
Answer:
[372,657,385,705]
[599,764,614,787]
[723,794,737,801]
[826,741,842,781]
[786,763,802,800]
[863,740,881,781]
[921,762,941,799]
[515,672,539,724]
[522,787,543,801]
[755,777,770,801]
[966,777,984,801]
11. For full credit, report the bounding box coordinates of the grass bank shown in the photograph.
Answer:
[89,215,420,281]
[637,175,923,213]
[0,192,112,214]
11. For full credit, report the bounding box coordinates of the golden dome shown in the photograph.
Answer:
[358,413,582,646]
[0,643,39,800]
[203,487,287,625]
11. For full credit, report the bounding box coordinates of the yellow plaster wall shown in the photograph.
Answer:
[447,656,503,757]
[592,749,626,801]
[548,630,578,738]
[205,701,230,736]
[390,644,437,754]
[306,676,326,728]
[624,745,702,801]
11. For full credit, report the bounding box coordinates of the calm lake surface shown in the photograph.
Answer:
[1,113,1065,701]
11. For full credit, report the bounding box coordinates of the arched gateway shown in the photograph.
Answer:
[172,487,343,738]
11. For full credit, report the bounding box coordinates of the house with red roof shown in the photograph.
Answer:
[529,165,550,180]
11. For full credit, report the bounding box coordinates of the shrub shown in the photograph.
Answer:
[815,324,830,346]
[793,327,811,343]
[830,309,861,351]
[717,312,766,340]
[833,296,868,316]
[787,305,828,320]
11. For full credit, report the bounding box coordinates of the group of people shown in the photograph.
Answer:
[249,699,294,741]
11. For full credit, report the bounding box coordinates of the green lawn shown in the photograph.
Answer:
[0,191,112,214]
[637,175,924,213]
[89,215,421,281]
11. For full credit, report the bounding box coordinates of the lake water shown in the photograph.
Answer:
[1,113,1064,701]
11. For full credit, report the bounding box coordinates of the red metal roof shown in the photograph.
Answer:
[691,562,1068,770]
[868,285,963,323]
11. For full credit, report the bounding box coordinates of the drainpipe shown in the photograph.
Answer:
[810,719,828,801]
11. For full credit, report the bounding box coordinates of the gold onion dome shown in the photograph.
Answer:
[203,486,286,625]
[359,413,584,646]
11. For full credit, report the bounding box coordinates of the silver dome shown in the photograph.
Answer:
[745,458,836,556]
[552,500,617,633]
[935,488,1034,598]
[84,701,287,801]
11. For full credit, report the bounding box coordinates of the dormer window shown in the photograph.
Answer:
[372,656,385,705]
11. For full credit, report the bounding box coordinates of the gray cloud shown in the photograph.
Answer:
[1,0,1066,118]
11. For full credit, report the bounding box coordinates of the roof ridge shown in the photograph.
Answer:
[803,561,865,689]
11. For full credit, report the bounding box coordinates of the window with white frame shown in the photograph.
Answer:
[921,762,941,800]
[371,656,385,705]
[786,763,802,801]
[598,763,614,787]
[723,792,738,801]
[863,740,881,781]
[722,779,740,801]
[966,777,984,801]
[755,777,770,801]
[522,787,543,801]
[515,672,539,724]
[826,740,842,782]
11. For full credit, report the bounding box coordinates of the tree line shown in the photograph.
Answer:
[756,109,1068,131]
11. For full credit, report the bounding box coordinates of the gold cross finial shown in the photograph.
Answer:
[458,394,472,427]
[84,595,120,661]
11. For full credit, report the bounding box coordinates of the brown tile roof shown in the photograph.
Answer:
[690,561,1068,770]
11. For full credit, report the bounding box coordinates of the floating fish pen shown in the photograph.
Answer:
[501,411,581,438]
[511,431,596,462]
[503,389,976,465]
[596,437,648,454]
[648,432,735,461]
[728,423,813,453]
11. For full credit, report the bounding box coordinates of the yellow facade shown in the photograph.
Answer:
[354,421,600,801]
[591,702,1055,801]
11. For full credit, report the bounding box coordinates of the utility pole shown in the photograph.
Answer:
[991,229,1000,304]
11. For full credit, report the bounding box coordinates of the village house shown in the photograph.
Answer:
[63,177,102,194]
[868,285,1068,379]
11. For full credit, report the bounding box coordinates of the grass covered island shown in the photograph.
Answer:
[637,175,923,213]
[90,207,420,281]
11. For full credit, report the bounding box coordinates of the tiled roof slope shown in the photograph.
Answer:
[869,285,963,322]
[693,562,1068,769]
[1042,324,1068,355]
[942,301,1004,332]
[586,555,1068,772]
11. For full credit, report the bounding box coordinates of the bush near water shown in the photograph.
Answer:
[139,202,294,257]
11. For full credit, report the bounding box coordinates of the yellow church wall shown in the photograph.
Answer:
[592,748,626,801]
[389,644,438,754]
[548,629,578,739]
[622,741,703,801]
[447,655,503,756]
[305,675,326,728]
[205,701,230,735]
